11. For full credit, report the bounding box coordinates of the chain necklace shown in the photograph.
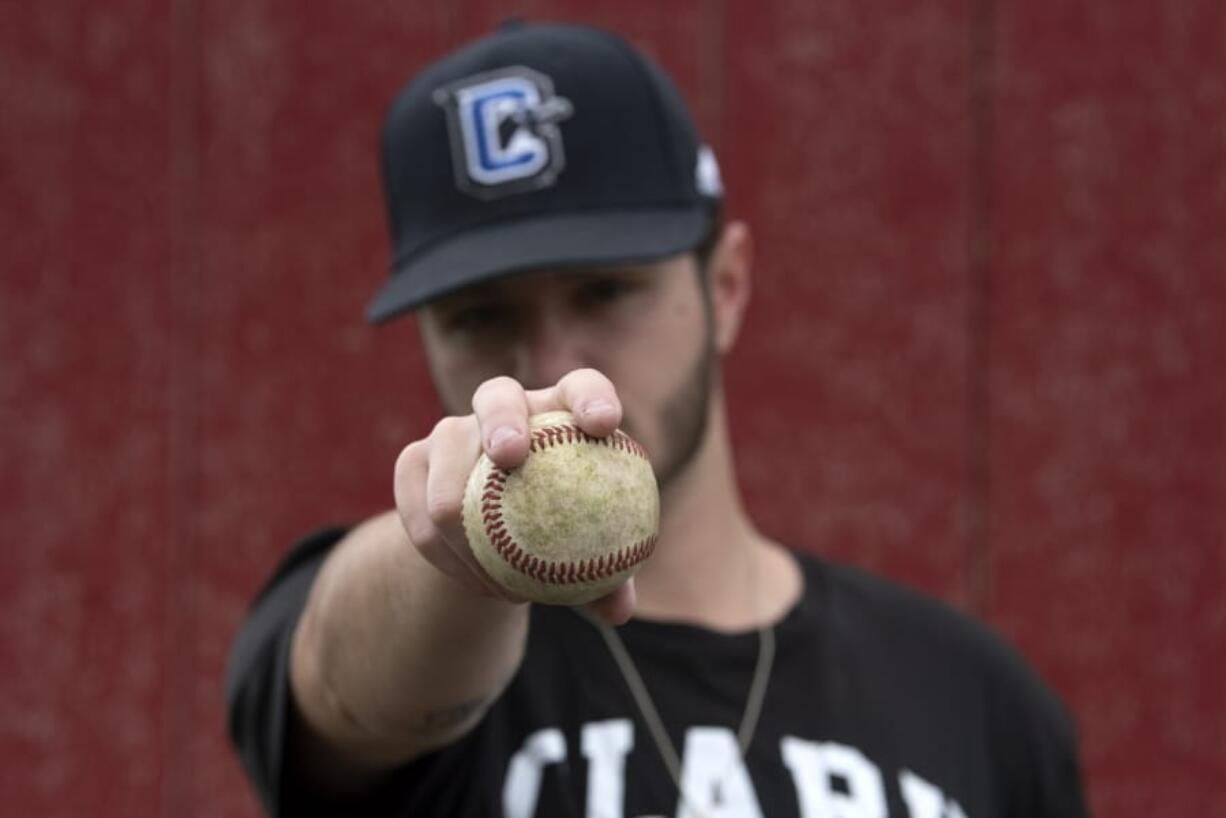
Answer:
[578,550,776,817]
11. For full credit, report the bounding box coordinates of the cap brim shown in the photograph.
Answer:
[364,205,709,323]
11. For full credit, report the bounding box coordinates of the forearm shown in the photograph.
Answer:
[289,510,529,777]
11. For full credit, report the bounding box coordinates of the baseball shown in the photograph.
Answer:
[462,410,660,605]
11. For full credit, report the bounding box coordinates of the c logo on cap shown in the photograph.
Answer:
[434,67,573,199]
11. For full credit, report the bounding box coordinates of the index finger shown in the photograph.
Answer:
[472,376,532,469]
[525,368,622,437]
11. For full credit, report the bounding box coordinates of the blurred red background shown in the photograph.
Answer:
[2,1,1223,815]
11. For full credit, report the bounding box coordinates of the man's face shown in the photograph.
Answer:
[417,254,715,489]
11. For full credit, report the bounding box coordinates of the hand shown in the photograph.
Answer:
[392,368,637,624]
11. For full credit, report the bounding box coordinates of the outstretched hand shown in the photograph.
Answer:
[393,368,638,624]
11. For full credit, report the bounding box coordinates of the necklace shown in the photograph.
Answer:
[579,550,776,817]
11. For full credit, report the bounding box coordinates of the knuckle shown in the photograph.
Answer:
[472,375,521,405]
[425,487,463,524]
[556,368,584,388]
[430,414,469,440]
[404,513,437,550]
[393,442,427,504]
[396,439,426,472]
[560,367,612,397]
[564,367,601,384]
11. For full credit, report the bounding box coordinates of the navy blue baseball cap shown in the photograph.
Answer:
[365,20,724,323]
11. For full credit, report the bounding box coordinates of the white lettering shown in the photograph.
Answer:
[781,737,887,818]
[503,727,567,818]
[900,769,942,818]
[899,769,969,818]
[582,719,634,818]
[675,726,764,818]
[500,721,972,818]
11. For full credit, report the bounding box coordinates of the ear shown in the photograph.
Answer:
[707,220,753,354]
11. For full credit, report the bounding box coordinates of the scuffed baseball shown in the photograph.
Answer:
[462,410,659,605]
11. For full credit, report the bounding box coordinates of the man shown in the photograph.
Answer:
[226,20,1087,818]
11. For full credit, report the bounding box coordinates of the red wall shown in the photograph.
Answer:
[2,1,1222,815]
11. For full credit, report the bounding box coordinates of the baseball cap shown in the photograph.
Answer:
[365,20,724,323]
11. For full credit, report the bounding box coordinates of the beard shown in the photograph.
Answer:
[623,293,716,493]
[430,275,718,492]
[635,335,713,492]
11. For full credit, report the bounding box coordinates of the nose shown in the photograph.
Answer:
[514,306,591,391]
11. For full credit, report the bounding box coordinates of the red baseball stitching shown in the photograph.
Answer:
[481,424,655,585]
[528,424,650,461]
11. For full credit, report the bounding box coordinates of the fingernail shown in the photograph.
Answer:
[580,399,616,418]
[488,426,521,449]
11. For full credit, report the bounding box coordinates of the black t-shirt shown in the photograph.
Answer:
[226,528,1087,817]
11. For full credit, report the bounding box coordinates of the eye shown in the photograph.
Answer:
[444,302,517,336]
[573,275,644,309]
